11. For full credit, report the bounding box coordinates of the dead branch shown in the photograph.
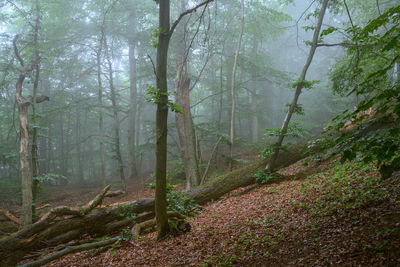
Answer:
[170,0,214,35]
[0,209,20,224]
[35,204,51,211]
[38,185,112,223]
[17,237,119,267]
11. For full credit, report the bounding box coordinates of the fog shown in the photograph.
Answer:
[0,0,396,191]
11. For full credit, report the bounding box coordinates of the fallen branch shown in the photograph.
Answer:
[17,237,120,267]
[38,185,112,222]
[0,209,20,225]
[35,204,51,211]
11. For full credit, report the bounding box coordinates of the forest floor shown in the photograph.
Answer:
[34,156,400,267]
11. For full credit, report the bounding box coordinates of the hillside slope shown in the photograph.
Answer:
[44,158,400,266]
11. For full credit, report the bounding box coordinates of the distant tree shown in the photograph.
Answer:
[229,0,244,170]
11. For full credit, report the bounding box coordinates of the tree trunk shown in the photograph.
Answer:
[128,0,138,180]
[75,102,84,182]
[155,0,215,240]
[266,0,329,171]
[103,34,126,193]
[251,40,258,143]
[174,0,201,190]
[31,0,41,215]
[229,0,244,170]
[155,0,171,240]
[96,45,106,187]
[13,36,41,228]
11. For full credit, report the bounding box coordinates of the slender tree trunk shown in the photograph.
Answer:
[174,0,201,189]
[75,103,84,182]
[251,40,258,143]
[154,0,214,240]
[40,74,51,175]
[155,0,171,240]
[96,45,106,187]
[31,0,41,215]
[103,35,126,193]
[266,0,329,171]
[59,112,65,175]
[128,1,138,180]
[229,0,244,170]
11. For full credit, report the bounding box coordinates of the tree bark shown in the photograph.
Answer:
[128,0,138,180]
[229,0,244,170]
[266,0,329,171]
[155,0,171,240]
[31,0,41,215]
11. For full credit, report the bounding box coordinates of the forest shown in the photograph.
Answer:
[0,0,399,266]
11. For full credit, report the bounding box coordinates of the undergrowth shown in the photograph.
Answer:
[297,159,388,217]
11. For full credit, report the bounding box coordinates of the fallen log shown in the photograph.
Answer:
[1,136,321,266]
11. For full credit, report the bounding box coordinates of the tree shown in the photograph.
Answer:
[174,0,201,189]
[13,35,41,228]
[229,0,245,170]
[128,0,138,180]
[31,0,42,213]
[266,0,330,171]
[154,0,214,239]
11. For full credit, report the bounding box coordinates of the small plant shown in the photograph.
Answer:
[120,227,133,242]
[34,173,69,185]
[145,182,176,192]
[115,204,137,221]
[253,169,274,184]
[167,191,200,216]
